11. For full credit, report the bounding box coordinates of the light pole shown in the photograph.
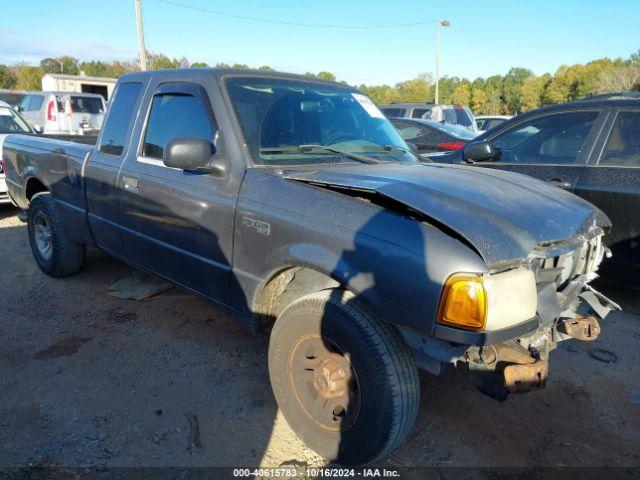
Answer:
[434,19,450,105]
[134,0,148,71]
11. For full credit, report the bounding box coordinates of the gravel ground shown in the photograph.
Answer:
[0,205,639,471]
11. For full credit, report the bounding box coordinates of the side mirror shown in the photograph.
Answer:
[163,137,226,176]
[33,124,44,134]
[462,141,496,163]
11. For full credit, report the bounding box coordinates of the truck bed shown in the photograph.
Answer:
[3,134,94,214]
[43,133,98,145]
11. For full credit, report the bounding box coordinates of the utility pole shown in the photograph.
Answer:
[434,19,450,105]
[134,0,148,71]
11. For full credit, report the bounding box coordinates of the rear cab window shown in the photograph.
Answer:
[99,82,143,156]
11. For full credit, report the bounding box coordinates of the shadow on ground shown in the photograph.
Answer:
[0,208,638,470]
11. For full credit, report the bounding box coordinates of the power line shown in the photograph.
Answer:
[152,0,438,29]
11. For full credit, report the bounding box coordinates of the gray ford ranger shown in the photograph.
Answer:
[3,69,617,465]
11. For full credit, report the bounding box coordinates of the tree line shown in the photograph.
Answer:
[1,50,638,114]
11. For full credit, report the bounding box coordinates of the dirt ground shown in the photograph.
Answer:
[1,205,639,471]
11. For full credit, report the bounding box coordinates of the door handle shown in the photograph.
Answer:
[123,176,139,193]
[548,179,571,189]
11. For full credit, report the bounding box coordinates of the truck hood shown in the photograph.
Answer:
[285,162,610,265]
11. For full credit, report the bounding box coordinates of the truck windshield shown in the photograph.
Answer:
[225,77,414,165]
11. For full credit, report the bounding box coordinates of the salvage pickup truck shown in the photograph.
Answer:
[3,69,618,465]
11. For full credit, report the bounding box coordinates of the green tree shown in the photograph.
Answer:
[395,73,431,102]
[78,61,110,77]
[480,75,503,114]
[40,56,79,75]
[520,75,547,112]
[359,84,400,104]
[304,71,336,81]
[258,65,275,71]
[191,62,209,68]
[436,76,462,104]
[501,67,531,113]
[316,71,336,81]
[14,65,43,90]
[470,87,488,114]
[543,65,571,104]
[148,53,181,70]
[450,81,471,106]
[0,64,17,89]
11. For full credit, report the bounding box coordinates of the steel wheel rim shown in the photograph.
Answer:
[288,333,361,432]
[34,212,53,261]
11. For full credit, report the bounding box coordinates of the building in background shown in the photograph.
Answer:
[41,73,117,100]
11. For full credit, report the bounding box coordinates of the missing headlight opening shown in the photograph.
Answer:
[406,226,619,401]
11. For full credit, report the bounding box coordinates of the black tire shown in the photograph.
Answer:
[27,193,85,277]
[268,289,419,466]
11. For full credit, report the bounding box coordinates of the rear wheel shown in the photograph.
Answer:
[28,194,85,277]
[268,289,419,466]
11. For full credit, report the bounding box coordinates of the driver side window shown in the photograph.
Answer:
[491,111,598,164]
[142,93,213,160]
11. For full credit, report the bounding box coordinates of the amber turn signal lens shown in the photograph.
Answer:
[438,274,487,330]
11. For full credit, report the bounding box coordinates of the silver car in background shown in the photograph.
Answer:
[379,102,478,132]
[17,92,106,135]
[0,100,33,204]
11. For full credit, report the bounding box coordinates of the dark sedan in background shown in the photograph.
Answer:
[391,117,478,153]
[428,93,640,283]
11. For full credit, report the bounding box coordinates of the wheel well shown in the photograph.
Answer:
[26,178,49,201]
[255,267,342,328]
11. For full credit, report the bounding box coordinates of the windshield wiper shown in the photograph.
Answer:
[358,144,421,161]
[296,145,381,164]
[259,145,381,164]
[360,144,413,154]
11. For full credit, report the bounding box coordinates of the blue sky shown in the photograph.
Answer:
[2,0,638,85]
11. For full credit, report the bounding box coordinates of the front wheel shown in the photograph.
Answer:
[28,194,85,277]
[268,289,420,466]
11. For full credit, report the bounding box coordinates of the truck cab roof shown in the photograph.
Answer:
[118,67,356,89]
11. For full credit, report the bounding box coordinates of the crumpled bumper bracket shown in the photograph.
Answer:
[580,286,621,319]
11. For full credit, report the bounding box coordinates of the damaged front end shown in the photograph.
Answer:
[403,227,620,401]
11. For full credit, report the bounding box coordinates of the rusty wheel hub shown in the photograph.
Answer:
[289,334,361,432]
[313,358,348,398]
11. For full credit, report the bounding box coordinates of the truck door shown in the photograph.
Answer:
[117,81,236,305]
[85,81,145,257]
